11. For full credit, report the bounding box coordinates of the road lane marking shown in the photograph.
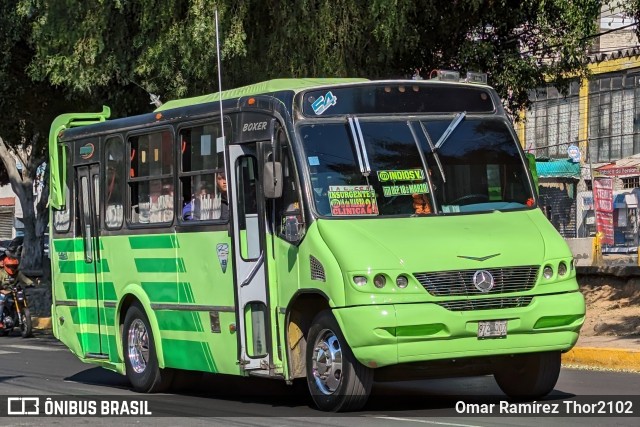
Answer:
[0,350,19,355]
[6,344,63,352]
[374,417,483,427]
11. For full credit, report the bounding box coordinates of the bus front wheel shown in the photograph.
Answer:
[123,303,174,393]
[494,351,561,398]
[305,310,373,412]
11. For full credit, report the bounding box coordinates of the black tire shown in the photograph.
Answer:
[494,351,561,398]
[123,303,174,393]
[20,308,32,338]
[306,310,373,412]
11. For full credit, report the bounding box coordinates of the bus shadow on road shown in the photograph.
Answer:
[65,367,131,390]
[64,368,576,414]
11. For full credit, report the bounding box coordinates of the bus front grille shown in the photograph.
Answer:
[437,296,534,311]
[413,266,539,296]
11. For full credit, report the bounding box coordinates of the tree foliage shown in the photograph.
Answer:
[19,0,604,115]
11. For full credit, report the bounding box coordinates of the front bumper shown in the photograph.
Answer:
[333,291,585,368]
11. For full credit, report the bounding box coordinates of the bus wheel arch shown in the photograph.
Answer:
[286,292,331,379]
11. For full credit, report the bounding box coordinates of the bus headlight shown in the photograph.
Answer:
[558,261,568,276]
[396,275,409,288]
[373,274,387,288]
[543,265,554,279]
[353,276,367,286]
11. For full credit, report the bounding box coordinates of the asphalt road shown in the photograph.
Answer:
[0,332,638,426]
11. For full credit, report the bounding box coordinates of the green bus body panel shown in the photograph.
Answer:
[155,78,368,112]
[333,291,584,368]
[161,339,218,373]
[52,231,241,376]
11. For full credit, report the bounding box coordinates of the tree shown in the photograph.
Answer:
[20,1,605,115]
[0,1,95,274]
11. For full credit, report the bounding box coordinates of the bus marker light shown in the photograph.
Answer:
[558,261,567,276]
[155,113,163,120]
[353,276,367,286]
[248,97,256,105]
[229,323,236,333]
[396,275,409,288]
[465,71,488,85]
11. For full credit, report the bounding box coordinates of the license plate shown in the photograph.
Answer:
[478,320,507,339]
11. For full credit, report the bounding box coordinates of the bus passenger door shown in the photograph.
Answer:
[228,144,271,371]
[75,164,107,357]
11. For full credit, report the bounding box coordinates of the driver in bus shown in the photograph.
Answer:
[412,167,433,214]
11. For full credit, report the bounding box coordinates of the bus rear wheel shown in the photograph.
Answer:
[494,351,561,398]
[123,303,174,393]
[305,310,373,412]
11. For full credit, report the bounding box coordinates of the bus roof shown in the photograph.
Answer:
[155,78,368,112]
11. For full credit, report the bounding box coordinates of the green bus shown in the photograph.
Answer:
[48,76,585,412]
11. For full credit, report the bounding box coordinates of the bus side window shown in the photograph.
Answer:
[128,130,174,225]
[53,144,71,233]
[179,123,226,222]
[104,137,124,229]
[275,149,304,243]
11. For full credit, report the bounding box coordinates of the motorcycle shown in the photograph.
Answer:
[0,278,33,338]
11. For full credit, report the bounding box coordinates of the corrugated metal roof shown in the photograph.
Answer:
[536,159,580,178]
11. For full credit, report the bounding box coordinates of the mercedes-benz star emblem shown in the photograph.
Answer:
[473,270,494,293]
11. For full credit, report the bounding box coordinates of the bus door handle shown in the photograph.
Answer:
[241,252,264,287]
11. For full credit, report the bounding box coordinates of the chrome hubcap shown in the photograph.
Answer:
[312,329,343,395]
[127,319,149,374]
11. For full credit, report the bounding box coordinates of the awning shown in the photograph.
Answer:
[535,159,580,178]
[595,157,640,177]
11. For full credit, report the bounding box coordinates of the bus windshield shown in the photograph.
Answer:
[300,117,534,217]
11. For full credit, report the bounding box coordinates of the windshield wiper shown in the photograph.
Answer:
[418,121,446,183]
[435,111,466,149]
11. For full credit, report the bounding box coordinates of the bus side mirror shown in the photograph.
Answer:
[264,161,283,198]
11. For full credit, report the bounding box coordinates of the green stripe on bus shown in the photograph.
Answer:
[156,311,204,332]
[177,282,195,303]
[129,235,179,249]
[77,332,98,351]
[161,339,217,373]
[134,258,186,273]
[53,239,84,252]
[62,282,117,301]
[106,334,119,363]
[70,307,116,325]
[59,260,110,274]
[141,282,193,303]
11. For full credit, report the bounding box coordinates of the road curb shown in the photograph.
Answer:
[563,347,640,372]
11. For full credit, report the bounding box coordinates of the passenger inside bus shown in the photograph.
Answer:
[214,173,229,220]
